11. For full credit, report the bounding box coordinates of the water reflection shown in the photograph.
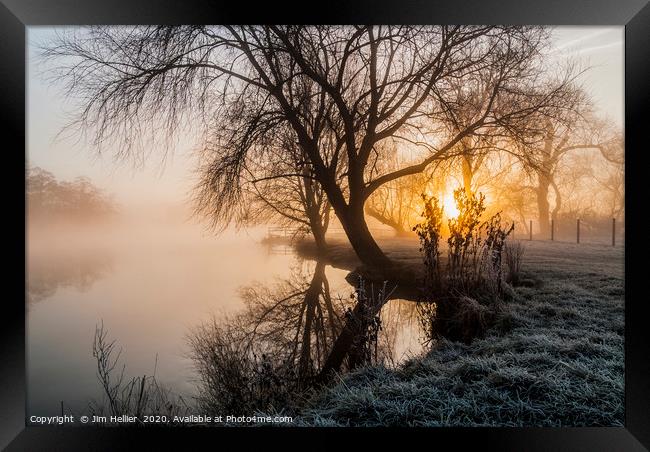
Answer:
[238,261,344,380]
[27,251,113,304]
[188,259,421,414]
[27,220,424,416]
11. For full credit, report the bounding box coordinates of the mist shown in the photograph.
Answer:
[26,25,624,427]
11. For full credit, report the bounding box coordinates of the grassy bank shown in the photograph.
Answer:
[295,240,624,426]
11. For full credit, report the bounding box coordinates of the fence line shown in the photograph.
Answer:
[513,217,623,246]
[266,226,303,240]
[267,218,623,247]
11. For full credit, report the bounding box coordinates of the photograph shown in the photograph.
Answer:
[25,25,626,429]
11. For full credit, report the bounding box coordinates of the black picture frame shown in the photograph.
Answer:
[2,1,648,449]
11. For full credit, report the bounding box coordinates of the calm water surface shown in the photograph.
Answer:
[27,217,423,416]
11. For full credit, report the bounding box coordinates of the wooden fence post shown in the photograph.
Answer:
[551,219,554,241]
[577,219,580,244]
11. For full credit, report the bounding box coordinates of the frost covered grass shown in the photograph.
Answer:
[295,240,624,427]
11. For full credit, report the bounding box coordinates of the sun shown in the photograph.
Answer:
[442,192,460,219]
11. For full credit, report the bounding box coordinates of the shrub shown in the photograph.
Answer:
[447,296,493,344]
[446,190,486,292]
[413,189,515,343]
[504,241,526,286]
[187,316,302,417]
[412,194,443,295]
[345,278,397,370]
[88,322,190,423]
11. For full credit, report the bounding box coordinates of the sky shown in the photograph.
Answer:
[26,26,624,208]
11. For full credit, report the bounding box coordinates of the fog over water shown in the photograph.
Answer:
[25,25,624,420]
[27,208,422,415]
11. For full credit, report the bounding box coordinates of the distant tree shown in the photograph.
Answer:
[27,166,58,214]
[552,149,624,221]
[27,166,117,221]
[513,95,623,236]
[488,157,538,235]
[443,82,504,197]
[363,141,436,236]
[364,175,422,236]
[594,163,624,220]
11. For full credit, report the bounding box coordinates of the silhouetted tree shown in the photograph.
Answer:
[216,128,333,252]
[44,25,574,268]
[509,88,623,236]
[27,166,117,221]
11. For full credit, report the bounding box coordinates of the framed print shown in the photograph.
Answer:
[2,0,649,449]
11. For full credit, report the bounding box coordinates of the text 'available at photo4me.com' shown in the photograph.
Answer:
[29,414,294,426]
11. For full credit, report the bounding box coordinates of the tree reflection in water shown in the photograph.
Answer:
[188,260,419,415]
[27,252,113,304]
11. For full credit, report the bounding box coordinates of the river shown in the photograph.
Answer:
[27,215,423,416]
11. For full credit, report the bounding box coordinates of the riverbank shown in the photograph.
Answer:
[295,235,427,299]
[295,239,625,426]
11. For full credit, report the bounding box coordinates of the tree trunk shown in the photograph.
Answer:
[536,173,551,237]
[329,196,393,268]
[316,168,393,268]
[340,210,393,267]
[308,212,328,255]
[303,173,329,254]
[462,156,473,196]
[551,180,562,221]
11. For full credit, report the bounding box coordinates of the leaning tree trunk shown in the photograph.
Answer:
[330,196,394,269]
[314,164,393,268]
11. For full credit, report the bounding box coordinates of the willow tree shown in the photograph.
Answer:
[44,25,569,269]
[211,128,333,253]
[364,172,426,236]
[363,140,439,236]
[511,90,624,236]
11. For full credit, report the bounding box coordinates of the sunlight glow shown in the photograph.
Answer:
[442,192,460,219]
